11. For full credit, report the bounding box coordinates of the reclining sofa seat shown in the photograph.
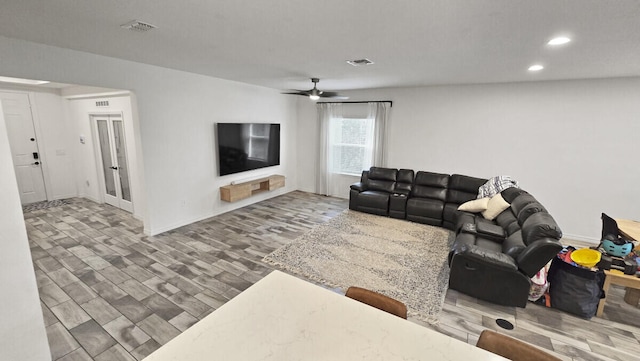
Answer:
[406,171,450,226]
[349,167,398,216]
[448,190,563,307]
[443,174,488,230]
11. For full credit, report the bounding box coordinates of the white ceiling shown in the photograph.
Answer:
[1,0,639,92]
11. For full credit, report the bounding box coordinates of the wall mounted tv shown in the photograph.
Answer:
[216,123,281,176]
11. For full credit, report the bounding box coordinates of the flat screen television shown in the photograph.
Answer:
[216,123,281,176]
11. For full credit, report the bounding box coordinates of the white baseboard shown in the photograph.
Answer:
[560,233,599,245]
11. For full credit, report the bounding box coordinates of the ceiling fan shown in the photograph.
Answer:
[283,78,348,100]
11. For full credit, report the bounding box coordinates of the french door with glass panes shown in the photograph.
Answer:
[93,114,133,212]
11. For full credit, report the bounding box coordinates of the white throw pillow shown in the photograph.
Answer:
[458,198,490,213]
[482,193,510,220]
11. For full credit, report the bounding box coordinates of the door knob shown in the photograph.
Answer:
[33,161,40,165]
[110,166,118,170]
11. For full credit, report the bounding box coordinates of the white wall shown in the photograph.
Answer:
[0,35,298,236]
[0,101,51,361]
[297,78,640,242]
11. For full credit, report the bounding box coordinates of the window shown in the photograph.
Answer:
[247,123,270,161]
[329,117,374,175]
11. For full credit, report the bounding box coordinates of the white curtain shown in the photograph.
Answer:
[369,102,389,167]
[316,103,342,195]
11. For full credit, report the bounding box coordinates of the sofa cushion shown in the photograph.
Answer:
[495,209,519,235]
[365,167,397,193]
[521,212,563,244]
[412,186,447,200]
[501,187,529,203]
[447,174,488,204]
[397,169,414,183]
[451,241,517,271]
[361,170,370,185]
[482,194,510,220]
[458,197,490,212]
[411,171,449,200]
[449,174,488,192]
[516,202,547,225]
[369,167,397,181]
[394,169,414,195]
[368,179,396,193]
[475,237,504,253]
[442,203,460,224]
[455,211,476,232]
[406,198,445,219]
[510,194,538,218]
[358,190,390,209]
[414,171,449,187]
[502,230,526,259]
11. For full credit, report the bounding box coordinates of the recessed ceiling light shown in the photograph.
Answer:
[528,64,544,72]
[0,75,50,85]
[548,37,571,45]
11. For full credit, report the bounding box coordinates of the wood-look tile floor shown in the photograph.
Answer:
[25,191,640,361]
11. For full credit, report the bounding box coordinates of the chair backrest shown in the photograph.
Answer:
[476,330,561,361]
[345,286,407,319]
[410,171,449,201]
[394,169,415,195]
[446,174,487,205]
[366,167,398,193]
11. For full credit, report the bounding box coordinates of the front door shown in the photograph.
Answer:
[93,114,133,212]
[0,91,47,204]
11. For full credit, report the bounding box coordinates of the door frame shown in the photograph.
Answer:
[0,89,52,202]
[89,111,134,212]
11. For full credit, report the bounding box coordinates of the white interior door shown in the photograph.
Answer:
[94,114,133,212]
[0,92,47,204]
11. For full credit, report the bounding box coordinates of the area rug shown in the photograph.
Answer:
[263,209,454,324]
[22,199,71,213]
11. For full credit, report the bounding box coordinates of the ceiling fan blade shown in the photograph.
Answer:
[319,92,349,99]
[281,91,310,96]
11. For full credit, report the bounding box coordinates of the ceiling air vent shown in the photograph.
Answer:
[121,20,157,32]
[96,100,109,107]
[346,58,374,66]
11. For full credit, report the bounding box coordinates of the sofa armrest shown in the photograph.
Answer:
[454,211,477,233]
[516,238,563,277]
[450,243,518,272]
[350,182,365,192]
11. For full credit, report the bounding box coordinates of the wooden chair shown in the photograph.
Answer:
[345,286,407,319]
[476,330,561,361]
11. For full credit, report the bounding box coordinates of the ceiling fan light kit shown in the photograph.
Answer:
[282,78,348,101]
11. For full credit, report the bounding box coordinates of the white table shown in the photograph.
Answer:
[144,270,506,361]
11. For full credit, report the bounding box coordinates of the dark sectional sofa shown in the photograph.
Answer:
[349,167,563,307]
